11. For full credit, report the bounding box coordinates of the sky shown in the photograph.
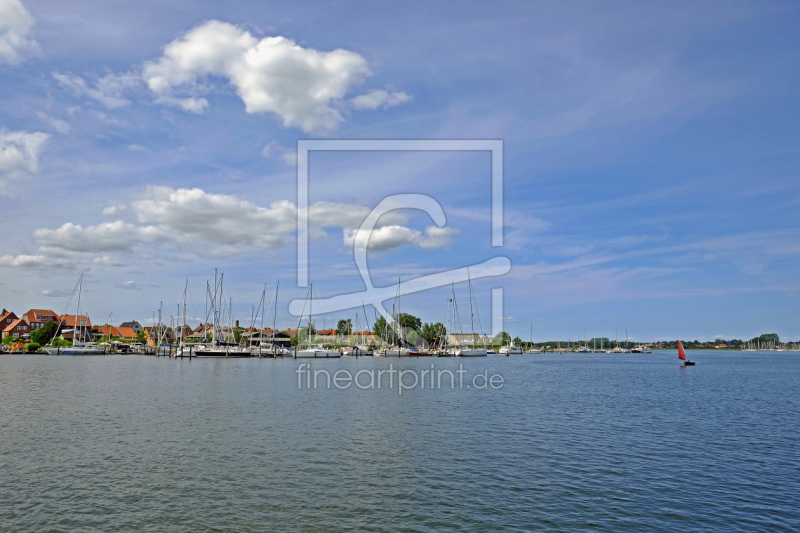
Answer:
[0,0,799,342]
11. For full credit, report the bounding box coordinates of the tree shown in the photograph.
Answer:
[30,322,59,345]
[513,336,523,345]
[396,313,422,332]
[421,322,446,346]
[233,328,242,344]
[136,330,146,343]
[495,331,511,345]
[336,319,353,337]
[751,333,779,345]
[26,342,41,352]
[373,316,394,344]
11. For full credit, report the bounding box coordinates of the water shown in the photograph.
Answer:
[1,351,798,532]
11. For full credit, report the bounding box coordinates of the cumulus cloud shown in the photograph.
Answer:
[344,225,459,253]
[0,253,47,267]
[0,0,39,65]
[115,280,142,290]
[102,204,126,216]
[350,89,411,110]
[53,71,140,109]
[17,188,451,272]
[143,20,374,132]
[33,220,167,253]
[37,112,70,134]
[0,128,50,194]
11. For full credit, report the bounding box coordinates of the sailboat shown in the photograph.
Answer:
[455,270,487,357]
[43,274,105,355]
[384,279,412,357]
[525,321,542,354]
[294,284,341,358]
[678,341,696,366]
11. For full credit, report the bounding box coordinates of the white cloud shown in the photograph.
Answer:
[40,289,71,297]
[22,187,444,263]
[102,204,126,216]
[37,112,70,134]
[32,220,167,253]
[153,95,209,114]
[350,89,411,110]
[93,256,124,267]
[0,253,47,267]
[0,0,38,65]
[0,128,50,194]
[344,225,458,253]
[116,280,142,291]
[262,141,296,166]
[88,110,126,126]
[125,145,149,152]
[53,71,139,109]
[143,20,373,132]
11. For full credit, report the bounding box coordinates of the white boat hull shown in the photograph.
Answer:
[456,349,488,357]
[43,347,105,355]
[294,349,342,358]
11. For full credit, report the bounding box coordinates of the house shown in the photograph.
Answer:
[21,309,59,331]
[285,328,299,339]
[60,315,93,343]
[173,325,193,342]
[116,327,138,341]
[193,323,212,334]
[119,321,143,334]
[143,325,174,346]
[93,325,121,339]
[0,309,18,331]
[448,333,490,346]
[3,317,30,340]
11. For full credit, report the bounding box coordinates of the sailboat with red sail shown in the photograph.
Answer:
[678,341,695,366]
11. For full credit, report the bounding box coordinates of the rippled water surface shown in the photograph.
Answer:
[1,351,799,531]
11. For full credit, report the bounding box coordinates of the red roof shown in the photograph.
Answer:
[95,326,120,337]
[22,309,59,323]
[0,310,18,325]
[116,327,137,339]
[3,317,29,334]
[61,315,92,327]
[318,329,335,336]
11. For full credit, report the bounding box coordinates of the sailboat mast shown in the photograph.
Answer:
[73,274,83,346]
[467,269,475,349]
[309,283,312,350]
[272,281,278,353]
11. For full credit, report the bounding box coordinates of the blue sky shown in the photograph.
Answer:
[1,0,798,342]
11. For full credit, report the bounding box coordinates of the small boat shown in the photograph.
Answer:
[678,341,695,366]
[295,344,341,358]
[499,341,523,355]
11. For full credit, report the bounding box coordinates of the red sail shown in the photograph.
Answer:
[678,341,687,361]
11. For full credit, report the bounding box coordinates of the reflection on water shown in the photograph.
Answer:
[1,352,798,531]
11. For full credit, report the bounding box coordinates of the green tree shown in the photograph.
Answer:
[336,319,353,337]
[396,313,422,332]
[495,331,511,345]
[136,330,146,343]
[751,333,779,345]
[373,316,394,344]
[30,321,59,345]
[421,322,446,346]
[513,336,523,345]
[26,342,41,352]
[233,328,242,344]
